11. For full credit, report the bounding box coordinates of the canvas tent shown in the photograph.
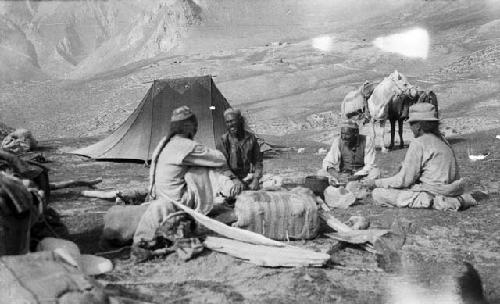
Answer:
[72,75,232,161]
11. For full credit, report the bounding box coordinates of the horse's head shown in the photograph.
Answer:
[387,70,417,102]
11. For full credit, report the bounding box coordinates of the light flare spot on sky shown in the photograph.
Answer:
[312,35,335,52]
[373,27,430,59]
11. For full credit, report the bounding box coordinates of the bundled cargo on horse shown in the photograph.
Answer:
[341,81,374,121]
[341,70,419,151]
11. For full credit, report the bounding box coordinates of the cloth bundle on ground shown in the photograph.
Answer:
[101,204,150,247]
[101,202,237,249]
[0,173,37,256]
[232,189,320,240]
[0,251,109,304]
[261,173,284,190]
[1,128,37,154]
[36,237,113,276]
[323,185,356,209]
[155,212,195,243]
[154,213,204,261]
[345,215,370,230]
[0,150,50,199]
[323,181,372,209]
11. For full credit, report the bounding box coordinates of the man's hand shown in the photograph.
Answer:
[230,179,244,197]
[348,174,365,181]
[360,179,377,190]
[248,178,260,191]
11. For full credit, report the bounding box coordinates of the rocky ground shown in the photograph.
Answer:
[2,0,500,303]
[39,127,500,303]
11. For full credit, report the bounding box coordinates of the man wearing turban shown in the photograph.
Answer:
[132,106,241,261]
[321,120,379,184]
[217,108,263,191]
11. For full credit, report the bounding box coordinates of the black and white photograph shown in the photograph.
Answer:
[0,0,498,303]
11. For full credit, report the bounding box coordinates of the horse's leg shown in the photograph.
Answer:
[398,119,404,149]
[389,119,396,150]
[379,120,388,153]
[397,119,404,148]
[369,119,383,152]
[369,120,377,149]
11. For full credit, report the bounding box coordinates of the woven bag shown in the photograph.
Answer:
[232,190,319,240]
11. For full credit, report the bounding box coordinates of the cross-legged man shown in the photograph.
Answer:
[362,103,476,211]
[132,106,241,261]
[320,120,380,184]
[217,108,263,191]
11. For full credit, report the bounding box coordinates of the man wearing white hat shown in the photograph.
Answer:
[132,106,241,260]
[363,103,474,210]
[321,120,379,184]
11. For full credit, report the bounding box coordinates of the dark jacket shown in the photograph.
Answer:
[217,131,263,180]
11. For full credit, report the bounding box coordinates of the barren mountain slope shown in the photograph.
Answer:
[0,0,202,81]
[2,0,499,143]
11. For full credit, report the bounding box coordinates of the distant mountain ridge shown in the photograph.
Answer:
[0,0,202,81]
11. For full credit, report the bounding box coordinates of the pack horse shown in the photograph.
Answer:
[341,70,423,152]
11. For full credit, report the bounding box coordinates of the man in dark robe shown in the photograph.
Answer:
[217,108,263,191]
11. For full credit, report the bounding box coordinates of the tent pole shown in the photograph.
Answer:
[145,81,156,166]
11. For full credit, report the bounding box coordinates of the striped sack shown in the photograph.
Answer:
[232,190,320,240]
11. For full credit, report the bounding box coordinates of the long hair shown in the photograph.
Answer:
[148,115,198,198]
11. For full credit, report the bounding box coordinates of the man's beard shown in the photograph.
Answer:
[229,128,238,137]
[347,139,357,148]
[229,124,243,137]
[342,135,358,148]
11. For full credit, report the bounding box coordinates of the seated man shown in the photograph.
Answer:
[362,103,473,210]
[217,108,263,191]
[133,106,241,260]
[321,120,379,184]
